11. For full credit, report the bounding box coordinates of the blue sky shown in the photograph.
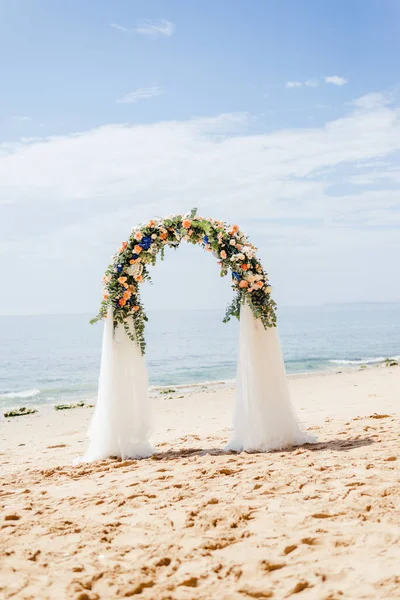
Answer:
[2,0,399,135]
[0,0,400,314]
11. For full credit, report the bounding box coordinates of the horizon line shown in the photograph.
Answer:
[1,300,400,318]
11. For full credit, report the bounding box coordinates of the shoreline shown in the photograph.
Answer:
[1,360,398,416]
[1,363,398,437]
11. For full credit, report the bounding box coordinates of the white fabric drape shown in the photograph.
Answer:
[225,303,314,452]
[78,308,154,462]
[78,304,314,463]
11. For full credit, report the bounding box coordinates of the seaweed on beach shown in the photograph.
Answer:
[54,402,94,411]
[384,358,399,367]
[4,407,38,418]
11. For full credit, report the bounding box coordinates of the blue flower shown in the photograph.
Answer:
[203,235,209,244]
[139,236,152,251]
[232,271,240,281]
[131,253,139,260]
[116,263,124,273]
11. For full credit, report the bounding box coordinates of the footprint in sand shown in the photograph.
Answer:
[259,560,285,572]
[284,544,297,555]
[239,588,274,598]
[290,581,311,595]
[301,537,319,546]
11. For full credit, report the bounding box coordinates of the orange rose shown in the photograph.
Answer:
[160,231,168,240]
[134,231,143,241]
[119,298,127,307]
[132,305,140,312]
[119,241,128,253]
[134,245,143,254]
[118,276,127,284]
[134,274,143,282]
[182,219,191,228]
[220,250,227,259]
[103,294,108,300]
[241,264,249,271]
[148,220,156,227]
[123,291,131,300]
[129,258,139,264]
[239,280,249,288]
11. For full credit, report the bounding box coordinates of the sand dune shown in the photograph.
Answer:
[0,366,399,599]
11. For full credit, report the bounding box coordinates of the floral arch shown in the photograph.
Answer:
[78,210,312,464]
[91,208,277,354]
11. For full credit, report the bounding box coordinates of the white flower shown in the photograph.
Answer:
[236,253,245,261]
[151,234,157,240]
[265,285,273,293]
[126,263,143,277]
[229,239,236,246]
[242,245,256,258]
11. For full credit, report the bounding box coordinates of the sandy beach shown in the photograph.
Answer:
[1,365,399,599]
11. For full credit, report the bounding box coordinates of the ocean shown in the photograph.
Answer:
[0,303,399,409]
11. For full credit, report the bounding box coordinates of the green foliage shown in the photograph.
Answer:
[54,402,94,410]
[384,358,398,367]
[4,407,38,418]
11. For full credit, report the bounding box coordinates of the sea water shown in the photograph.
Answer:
[0,303,399,409]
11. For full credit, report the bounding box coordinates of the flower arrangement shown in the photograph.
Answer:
[91,208,277,354]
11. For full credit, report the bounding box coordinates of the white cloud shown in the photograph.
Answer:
[286,79,319,88]
[305,79,319,87]
[110,20,175,38]
[285,81,303,88]
[110,23,131,33]
[286,76,348,89]
[352,92,391,110]
[325,75,348,86]
[116,85,163,104]
[135,19,175,38]
[0,93,399,313]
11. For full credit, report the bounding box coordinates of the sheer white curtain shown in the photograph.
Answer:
[77,304,313,463]
[77,308,154,462]
[226,303,314,452]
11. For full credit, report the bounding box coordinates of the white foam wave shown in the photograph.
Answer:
[329,356,399,366]
[0,388,41,399]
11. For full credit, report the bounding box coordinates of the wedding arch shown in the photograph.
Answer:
[79,209,311,462]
